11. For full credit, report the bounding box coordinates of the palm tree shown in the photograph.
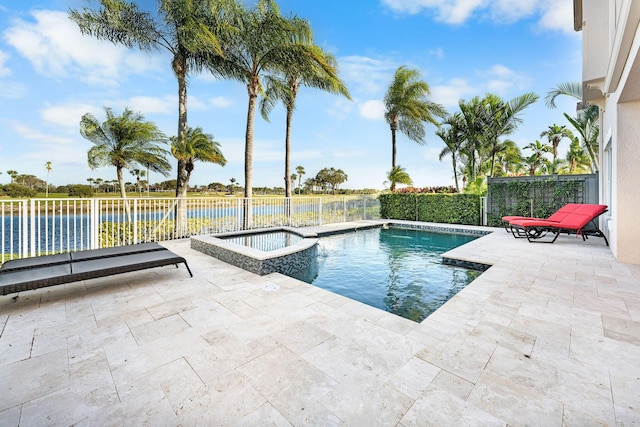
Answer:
[387,166,413,190]
[564,112,599,172]
[523,140,552,176]
[80,107,171,200]
[171,126,226,235]
[384,66,446,189]
[295,165,305,194]
[7,170,18,183]
[483,93,538,177]
[130,169,145,196]
[260,45,350,198]
[562,136,592,174]
[172,127,226,199]
[44,161,52,197]
[437,113,464,192]
[205,0,337,227]
[540,124,573,171]
[229,177,237,195]
[493,139,522,177]
[545,81,600,172]
[70,0,234,191]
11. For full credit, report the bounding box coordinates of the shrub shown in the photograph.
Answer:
[1,183,37,198]
[66,185,94,198]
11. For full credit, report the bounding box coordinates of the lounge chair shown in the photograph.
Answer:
[508,204,608,245]
[0,242,192,296]
[501,203,582,233]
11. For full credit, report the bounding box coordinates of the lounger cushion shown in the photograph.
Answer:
[1,253,71,271]
[69,242,165,261]
[70,250,185,279]
[0,264,73,294]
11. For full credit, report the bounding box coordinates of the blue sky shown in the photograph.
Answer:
[0,0,581,190]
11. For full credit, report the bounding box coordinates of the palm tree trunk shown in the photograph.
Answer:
[243,80,258,229]
[452,155,459,192]
[175,57,189,236]
[285,104,293,198]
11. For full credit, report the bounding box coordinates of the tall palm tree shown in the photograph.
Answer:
[456,97,485,183]
[44,161,52,197]
[260,47,350,198]
[387,166,413,190]
[540,124,573,171]
[80,107,171,199]
[295,165,305,194]
[70,0,235,194]
[205,0,336,227]
[384,66,446,189]
[437,113,464,192]
[171,126,226,235]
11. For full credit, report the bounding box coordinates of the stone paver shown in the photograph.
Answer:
[1,221,639,426]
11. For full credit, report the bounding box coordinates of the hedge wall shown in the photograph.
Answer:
[378,193,480,225]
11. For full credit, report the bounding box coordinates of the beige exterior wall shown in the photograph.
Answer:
[578,0,640,264]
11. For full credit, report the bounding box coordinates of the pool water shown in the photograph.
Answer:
[291,227,482,322]
[221,231,303,252]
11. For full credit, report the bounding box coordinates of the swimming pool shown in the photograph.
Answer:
[220,230,304,252]
[290,227,482,322]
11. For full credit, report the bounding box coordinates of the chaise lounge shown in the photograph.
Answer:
[0,242,192,296]
[507,204,608,245]
[501,203,583,234]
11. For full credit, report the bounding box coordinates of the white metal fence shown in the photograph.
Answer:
[0,196,380,261]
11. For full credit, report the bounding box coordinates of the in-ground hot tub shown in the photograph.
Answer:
[190,227,318,275]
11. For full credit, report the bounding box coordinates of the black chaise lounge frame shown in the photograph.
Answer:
[0,242,192,296]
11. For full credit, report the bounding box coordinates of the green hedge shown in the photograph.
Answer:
[378,193,480,225]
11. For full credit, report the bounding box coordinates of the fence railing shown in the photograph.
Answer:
[1,196,380,261]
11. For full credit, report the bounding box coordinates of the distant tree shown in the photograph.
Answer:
[7,170,18,183]
[44,161,52,197]
[295,165,305,194]
[130,168,145,196]
[384,65,446,189]
[2,183,36,198]
[316,167,347,194]
[80,107,171,200]
[229,177,237,194]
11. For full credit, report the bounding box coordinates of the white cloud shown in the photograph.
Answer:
[3,10,162,86]
[0,81,26,98]
[40,102,101,128]
[338,55,398,94]
[381,0,576,33]
[431,78,475,108]
[127,95,175,115]
[0,49,11,76]
[12,122,75,145]
[359,100,385,121]
[326,98,354,120]
[210,96,234,108]
[428,47,445,59]
[481,64,532,95]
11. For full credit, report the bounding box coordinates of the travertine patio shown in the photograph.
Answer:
[1,221,639,426]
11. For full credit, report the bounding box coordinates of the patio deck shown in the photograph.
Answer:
[1,221,639,426]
